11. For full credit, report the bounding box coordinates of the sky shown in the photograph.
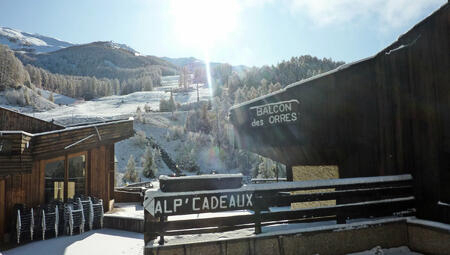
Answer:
[0,0,446,67]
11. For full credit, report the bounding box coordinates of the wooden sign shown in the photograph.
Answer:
[249,99,300,128]
[145,190,254,217]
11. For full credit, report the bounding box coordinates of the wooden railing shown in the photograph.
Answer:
[144,174,415,245]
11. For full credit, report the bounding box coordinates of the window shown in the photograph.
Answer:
[44,152,87,202]
[68,155,86,199]
[44,158,65,202]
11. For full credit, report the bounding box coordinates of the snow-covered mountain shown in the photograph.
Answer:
[0,26,141,55]
[105,41,140,56]
[0,26,74,53]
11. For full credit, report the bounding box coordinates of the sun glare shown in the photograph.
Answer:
[170,0,239,48]
[170,0,240,96]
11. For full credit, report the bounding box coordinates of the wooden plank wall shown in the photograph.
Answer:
[0,144,117,240]
[230,4,449,221]
[0,107,63,133]
[0,161,43,239]
[0,179,5,241]
[89,144,115,211]
[32,120,133,159]
[0,133,33,176]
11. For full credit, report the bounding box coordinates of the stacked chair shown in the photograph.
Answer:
[14,204,34,244]
[63,199,85,235]
[91,197,104,229]
[13,196,104,244]
[75,195,93,231]
[40,203,59,240]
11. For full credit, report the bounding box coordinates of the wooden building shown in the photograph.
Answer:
[229,3,449,222]
[0,107,134,241]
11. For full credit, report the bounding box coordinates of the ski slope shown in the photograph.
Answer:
[34,83,211,122]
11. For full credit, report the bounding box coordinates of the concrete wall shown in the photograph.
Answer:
[145,218,450,255]
[146,220,408,255]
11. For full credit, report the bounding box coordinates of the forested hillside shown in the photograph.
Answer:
[0,42,175,104]
[175,55,344,178]
[209,55,344,104]
[0,44,30,89]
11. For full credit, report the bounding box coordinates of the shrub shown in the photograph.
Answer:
[5,89,26,106]
[142,146,157,178]
[133,130,147,148]
[168,126,185,140]
[175,144,199,172]
[136,106,143,122]
[123,155,139,184]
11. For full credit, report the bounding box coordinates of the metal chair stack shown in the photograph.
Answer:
[76,196,93,231]
[63,199,85,235]
[91,197,104,229]
[14,204,34,244]
[40,203,59,240]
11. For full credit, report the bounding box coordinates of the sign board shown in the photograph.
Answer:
[145,190,254,217]
[249,99,300,128]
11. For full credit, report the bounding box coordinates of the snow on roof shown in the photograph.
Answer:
[159,173,243,180]
[406,217,450,232]
[144,174,413,210]
[31,118,133,136]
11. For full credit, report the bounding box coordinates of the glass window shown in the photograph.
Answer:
[44,159,65,202]
[44,153,87,202]
[68,155,86,199]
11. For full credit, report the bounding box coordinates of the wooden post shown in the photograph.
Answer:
[0,179,5,241]
[254,194,262,234]
[286,165,293,182]
[158,215,165,245]
[144,210,159,244]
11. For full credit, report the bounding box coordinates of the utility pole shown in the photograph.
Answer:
[197,83,199,103]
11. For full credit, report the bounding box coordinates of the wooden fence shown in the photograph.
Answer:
[144,174,415,245]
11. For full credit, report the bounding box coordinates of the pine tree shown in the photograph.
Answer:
[49,92,54,102]
[123,155,138,183]
[142,147,157,178]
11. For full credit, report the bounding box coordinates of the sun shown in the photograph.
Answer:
[170,0,240,49]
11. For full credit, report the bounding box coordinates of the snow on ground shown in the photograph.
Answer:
[115,113,239,178]
[37,88,78,105]
[2,228,143,255]
[106,203,144,218]
[348,246,422,255]
[33,83,211,122]
[0,26,74,53]
[0,87,57,112]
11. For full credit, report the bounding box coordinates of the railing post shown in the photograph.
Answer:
[144,210,159,244]
[158,214,165,245]
[254,193,262,234]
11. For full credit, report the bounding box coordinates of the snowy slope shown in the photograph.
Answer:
[106,41,140,55]
[0,27,73,53]
[0,27,141,55]
[37,88,78,105]
[33,83,211,122]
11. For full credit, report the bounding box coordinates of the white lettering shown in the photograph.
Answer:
[246,194,253,206]
[211,196,219,209]
[229,195,236,208]
[202,197,210,210]
[219,195,227,209]
[163,200,172,213]
[292,112,297,121]
[193,197,200,211]
[273,104,278,113]
[237,194,245,207]
[257,107,262,116]
[155,201,162,215]
[285,103,292,112]
[173,199,182,212]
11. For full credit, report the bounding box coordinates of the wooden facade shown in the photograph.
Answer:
[0,107,133,241]
[229,4,449,222]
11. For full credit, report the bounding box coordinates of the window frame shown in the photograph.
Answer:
[42,151,88,202]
